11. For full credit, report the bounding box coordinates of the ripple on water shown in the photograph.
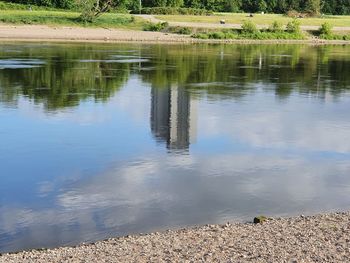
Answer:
[78,59,149,63]
[0,59,46,69]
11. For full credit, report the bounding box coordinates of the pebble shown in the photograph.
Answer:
[1,211,350,262]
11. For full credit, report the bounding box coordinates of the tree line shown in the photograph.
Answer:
[143,0,350,15]
[4,0,350,15]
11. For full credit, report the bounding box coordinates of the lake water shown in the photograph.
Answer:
[0,43,350,253]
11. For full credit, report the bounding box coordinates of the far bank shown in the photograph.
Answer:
[1,24,350,44]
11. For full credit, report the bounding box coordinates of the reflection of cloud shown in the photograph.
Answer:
[58,160,162,210]
[78,59,149,63]
[37,181,54,198]
[0,59,45,69]
[1,152,350,252]
[110,76,151,122]
[0,208,36,235]
[57,154,333,211]
[197,92,350,154]
[17,97,112,125]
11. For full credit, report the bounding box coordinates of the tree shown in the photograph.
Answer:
[305,0,321,16]
[223,0,242,12]
[78,0,127,22]
[167,0,183,7]
[184,0,204,9]
[258,0,267,12]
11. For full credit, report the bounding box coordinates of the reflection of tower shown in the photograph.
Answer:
[151,85,197,151]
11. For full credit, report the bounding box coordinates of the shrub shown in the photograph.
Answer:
[319,22,332,36]
[286,10,310,18]
[241,20,259,34]
[176,27,192,35]
[192,30,305,40]
[209,31,226,39]
[286,10,300,18]
[286,19,301,33]
[192,33,209,39]
[143,22,169,31]
[168,26,192,34]
[224,32,238,39]
[269,21,283,33]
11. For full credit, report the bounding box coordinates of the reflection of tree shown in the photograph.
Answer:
[1,44,350,110]
[139,44,350,101]
[0,45,130,110]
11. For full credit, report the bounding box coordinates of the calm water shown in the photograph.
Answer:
[0,43,350,252]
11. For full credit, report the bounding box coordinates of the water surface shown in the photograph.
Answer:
[0,43,350,252]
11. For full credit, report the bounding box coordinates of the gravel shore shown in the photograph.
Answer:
[1,211,349,262]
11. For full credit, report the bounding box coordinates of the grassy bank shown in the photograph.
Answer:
[156,13,350,27]
[142,19,350,41]
[0,10,145,29]
[0,1,60,10]
[0,4,349,41]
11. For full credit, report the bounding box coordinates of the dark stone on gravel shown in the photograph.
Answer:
[253,215,268,224]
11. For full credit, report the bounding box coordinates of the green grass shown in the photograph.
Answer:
[319,33,350,40]
[193,30,305,40]
[0,1,62,11]
[156,13,350,27]
[0,10,145,29]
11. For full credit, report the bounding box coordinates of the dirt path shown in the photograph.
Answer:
[136,14,350,31]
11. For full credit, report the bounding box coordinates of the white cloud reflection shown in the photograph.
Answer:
[1,152,350,252]
[197,91,350,154]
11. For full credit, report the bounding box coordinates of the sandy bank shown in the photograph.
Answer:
[1,211,349,262]
[0,24,191,43]
[1,24,350,45]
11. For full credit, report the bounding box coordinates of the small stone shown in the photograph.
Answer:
[254,216,268,224]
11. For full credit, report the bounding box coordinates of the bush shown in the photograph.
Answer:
[286,19,301,33]
[134,7,213,15]
[143,22,169,31]
[269,21,283,33]
[192,33,209,39]
[224,32,238,39]
[78,0,95,22]
[175,27,192,35]
[319,22,332,36]
[168,26,192,34]
[286,10,300,18]
[241,20,259,34]
[209,31,226,39]
[286,10,311,18]
[192,30,305,40]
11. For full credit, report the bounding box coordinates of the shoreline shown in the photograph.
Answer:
[1,24,350,45]
[1,211,350,262]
